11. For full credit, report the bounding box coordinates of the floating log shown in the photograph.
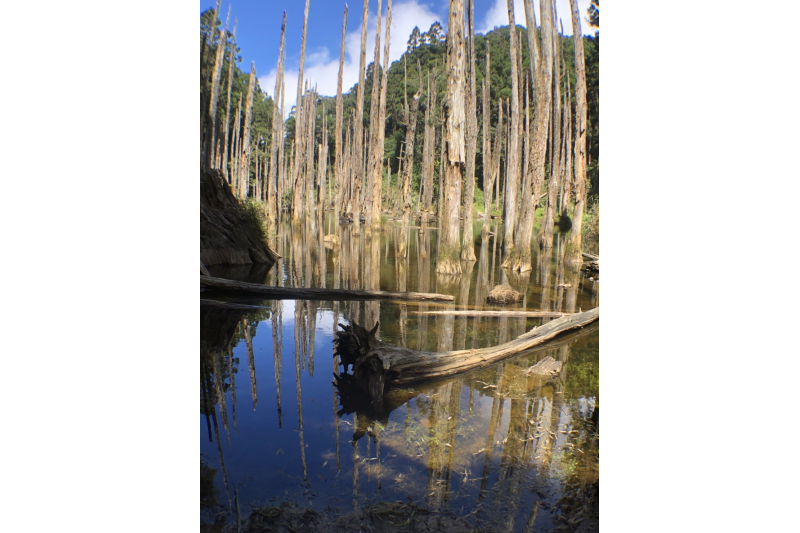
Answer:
[410,310,568,318]
[582,251,599,261]
[334,307,599,405]
[200,275,454,302]
[200,299,270,311]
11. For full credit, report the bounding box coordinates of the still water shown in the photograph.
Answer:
[201,217,599,532]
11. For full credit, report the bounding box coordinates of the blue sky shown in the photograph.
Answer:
[201,0,595,114]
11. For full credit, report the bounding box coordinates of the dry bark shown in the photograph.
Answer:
[460,0,478,261]
[420,66,439,221]
[239,62,257,199]
[267,12,287,231]
[481,44,493,236]
[200,275,454,302]
[503,0,554,272]
[203,9,228,173]
[291,0,310,222]
[221,19,238,182]
[333,307,599,403]
[333,5,348,228]
[502,0,522,253]
[371,0,392,230]
[364,0,383,225]
[540,0,562,249]
[437,0,466,275]
[566,0,588,265]
[398,60,422,258]
[351,0,370,226]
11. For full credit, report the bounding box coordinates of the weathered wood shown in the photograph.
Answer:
[201,299,270,311]
[333,307,598,403]
[582,251,599,260]
[333,5,348,226]
[351,0,369,225]
[201,275,455,301]
[525,356,562,376]
[371,0,392,230]
[410,310,569,318]
[460,0,478,261]
[566,0,588,265]
[267,12,286,228]
[502,0,522,252]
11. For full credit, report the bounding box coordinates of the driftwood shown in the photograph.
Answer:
[334,307,599,405]
[201,275,454,302]
[525,356,563,376]
[582,251,599,261]
[200,299,270,311]
[410,310,568,318]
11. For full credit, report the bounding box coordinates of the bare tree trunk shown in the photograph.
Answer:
[231,96,242,190]
[460,0,478,261]
[364,0,383,226]
[503,0,553,272]
[221,19,238,183]
[333,5,348,229]
[203,14,228,173]
[278,88,286,225]
[540,0,562,249]
[481,44,493,236]
[566,0,587,265]
[351,0,370,227]
[420,65,439,222]
[398,61,422,259]
[371,0,392,230]
[436,0,466,275]
[493,99,503,215]
[239,62,257,199]
[267,12,287,234]
[561,68,573,216]
[200,0,223,167]
[502,0,522,253]
[305,86,317,225]
[291,0,311,222]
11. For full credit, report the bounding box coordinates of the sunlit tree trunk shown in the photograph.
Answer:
[291,0,310,222]
[203,16,228,173]
[398,60,422,259]
[566,0,588,265]
[502,0,522,253]
[333,5,348,228]
[351,0,369,227]
[239,62,257,199]
[371,0,392,230]
[436,0,465,275]
[231,96,242,189]
[540,0,562,249]
[267,13,286,234]
[460,0,478,261]
[420,65,438,222]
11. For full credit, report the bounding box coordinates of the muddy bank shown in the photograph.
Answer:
[201,170,278,267]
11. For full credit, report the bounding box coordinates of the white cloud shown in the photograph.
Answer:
[478,0,594,37]
[260,0,443,119]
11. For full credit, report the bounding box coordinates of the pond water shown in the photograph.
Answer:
[201,216,599,532]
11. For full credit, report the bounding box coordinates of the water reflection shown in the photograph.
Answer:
[201,216,598,531]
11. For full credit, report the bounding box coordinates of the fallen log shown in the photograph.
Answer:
[200,299,270,311]
[582,252,599,261]
[334,307,599,406]
[200,275,454,302]
[409,310,568,318]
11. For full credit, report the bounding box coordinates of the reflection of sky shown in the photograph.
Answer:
[201,305,599,529]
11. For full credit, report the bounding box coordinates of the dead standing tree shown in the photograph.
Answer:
[420,65,439,223]
[221,18,238,183]
[566,0,588,265]
[539,0,562,250]
[371,0,393,231]
[267,12,287,236]
[501,0,522,255]
[398,59,422,259]
[291,0,310,222]
[503,0,554,272]
[239,62,256,199]
[333,5,348,230]
[202,7,229,173]
[460,0,478,261]
[364,0,383,226]
[436,0,466,275]
[481,43,493,236]
[351,0,370,226]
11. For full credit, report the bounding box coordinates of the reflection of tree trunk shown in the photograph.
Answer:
[244,319,257,410]
[212,349,230,443]
[294,314,308,483]
[454,260,475,350]
[308,300,316,377]
[271,301,283,428]
[226,345,237,433]
[201,357,214,443]
[478,364,505,505]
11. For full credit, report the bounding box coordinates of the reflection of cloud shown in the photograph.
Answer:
[478,0,594,36]
[260,0,443,118]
